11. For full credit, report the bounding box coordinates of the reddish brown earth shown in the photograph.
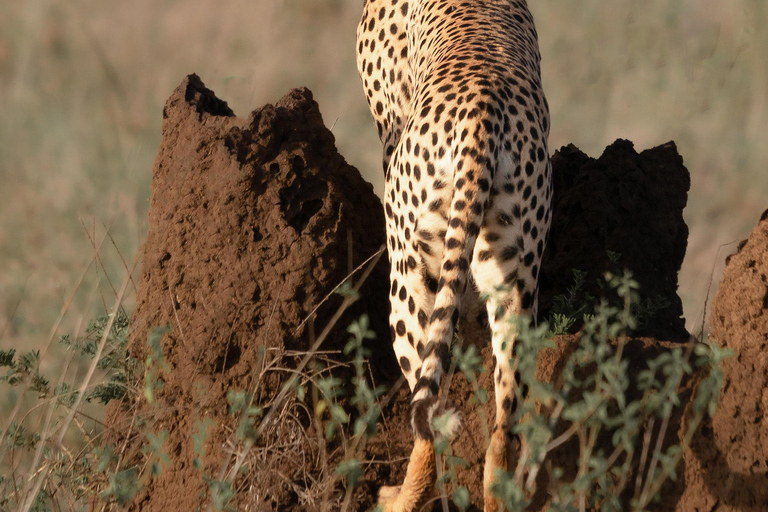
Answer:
[680,208,768,511]
[104,76,768,511]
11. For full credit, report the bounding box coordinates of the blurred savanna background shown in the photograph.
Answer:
[0,0,766,375]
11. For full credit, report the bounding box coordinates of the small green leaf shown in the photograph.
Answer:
[453,486,470,511]
[336,459,363,489]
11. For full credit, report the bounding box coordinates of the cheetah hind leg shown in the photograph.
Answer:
[378,398,462,512]
[479,288,531,510]
[377,438,436,512]
[483,427,516,512]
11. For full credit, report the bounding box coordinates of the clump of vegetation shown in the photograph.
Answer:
[547,253,674,338]
[0,308,139,511]
[442,270,730,511]
[547,268,595,336]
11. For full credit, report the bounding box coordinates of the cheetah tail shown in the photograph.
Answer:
[409,116,495,413]
[411,395,461,442]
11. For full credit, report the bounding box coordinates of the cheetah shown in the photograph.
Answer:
[356,0,552,510]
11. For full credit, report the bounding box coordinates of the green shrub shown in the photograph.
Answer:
[484,271,731,511]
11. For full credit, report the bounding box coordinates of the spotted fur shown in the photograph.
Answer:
[357,1,552,510]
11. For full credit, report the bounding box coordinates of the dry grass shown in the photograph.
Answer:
[0,0,766,357]
[0,235,389,511]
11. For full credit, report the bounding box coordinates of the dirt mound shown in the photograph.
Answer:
[104,75,394,511]
[677,207,768,511]
[538,140,690,341]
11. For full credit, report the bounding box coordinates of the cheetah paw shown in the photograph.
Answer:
[377,484,401,507]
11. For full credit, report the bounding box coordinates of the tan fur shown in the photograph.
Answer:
[483,429,512,512]
[378,439,436,512]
